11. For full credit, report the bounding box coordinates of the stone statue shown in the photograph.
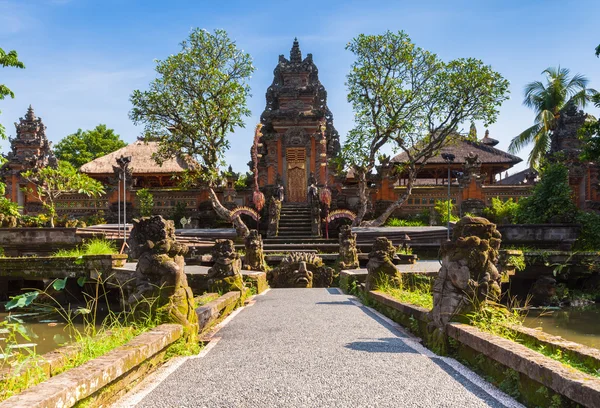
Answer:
[244,229,267,272]
[276,181,285,202]
[338,225,359,269]
[126,215,198,339]
[430,216,502,331]
[365,237,400,291]
[207,239,244,293]
[268,252,334,288]
[267,196,281,237]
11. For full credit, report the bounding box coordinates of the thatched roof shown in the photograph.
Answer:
[80,141,195,175]
[390,135,522,166]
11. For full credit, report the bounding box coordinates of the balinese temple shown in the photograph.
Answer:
[256,38,340,202]
[3,40,600,223]
[0,106,56,211]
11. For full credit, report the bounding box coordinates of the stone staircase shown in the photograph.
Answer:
[262,203,338,252]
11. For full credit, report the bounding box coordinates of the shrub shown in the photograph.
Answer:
[483,197,519,224]
[384,218,428,227]
[515,163,577,224]
[434,199,458,225]
[574,211,600,251]
[136,188,154,217]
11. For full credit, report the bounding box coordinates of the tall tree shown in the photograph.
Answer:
[343,31,509,226]
[21,161,105,227]
[54,124,127,168]
[130,28,254,237]
[508,67,598,168]
[0,48,25,140]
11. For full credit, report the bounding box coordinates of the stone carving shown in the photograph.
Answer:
[207,239,244,293]
[430,216,502,331]
[267,197,281,237]
[268,252,334,288]
[126,215,198,338]
[529,276,557,306]
[338,225,359,269]
[366,237,400,291]
[244,230,267,272]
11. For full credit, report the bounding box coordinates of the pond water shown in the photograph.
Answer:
[523,304,600,350]
[0,311,86,356]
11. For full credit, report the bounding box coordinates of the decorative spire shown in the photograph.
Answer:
[290,38,302,63]
[25,105,36,121]
[468,122,477,141]
[481,129,499,146]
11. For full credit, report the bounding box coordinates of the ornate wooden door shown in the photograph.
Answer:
[286,148,307,203]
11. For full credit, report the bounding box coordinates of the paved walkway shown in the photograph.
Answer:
[127,289,522,408]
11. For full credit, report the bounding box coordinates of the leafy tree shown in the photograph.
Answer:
[21,161,105,227]
[343,31,509,226]
[515,163,577,224]
[129,28,254,237]
[136,188,154,217]
[509,67,598,168]
[0,48,25,140]
[54,124,127,168]
[482,197,519,224]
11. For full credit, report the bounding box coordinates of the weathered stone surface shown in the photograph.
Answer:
[206,239,244,293]
[497,224,580,250]
[267,197,281,237]
[127,216,198,338]
[0,228,82,257]
[0,324,182,408]
[0,254,127,279]
[337,225,359,269]
[369,290,430,322]
[447,323,600,408]
[529,275,557,306]
[430,216,502,331]
[244,230,267,272]
[267,252,334,288]
[365,237,400,291]
[196,291,241,332]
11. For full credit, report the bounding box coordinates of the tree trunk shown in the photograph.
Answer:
[352,170,368,227]
[209,188,249,238]
[362,171,416,227]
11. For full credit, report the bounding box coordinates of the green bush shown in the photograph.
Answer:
[574,211,600,251]
[384,217,428,227]
[516,163,577,224]
[136,188,154,217]
[483,197,519,224]
[434,199,458,225]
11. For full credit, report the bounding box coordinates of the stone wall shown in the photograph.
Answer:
[0,228,81,256]
[497,224,581,250]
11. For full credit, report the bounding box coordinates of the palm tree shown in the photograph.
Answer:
[509,67,598,168]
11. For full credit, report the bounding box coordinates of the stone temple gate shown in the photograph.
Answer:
[256,38,341,203]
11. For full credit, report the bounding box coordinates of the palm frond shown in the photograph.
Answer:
[528,130,551,169]
[523,81,546,110]
[509,123,541,154]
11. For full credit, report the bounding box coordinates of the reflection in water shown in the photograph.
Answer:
[0,312,86,355]
[523,304,600,350]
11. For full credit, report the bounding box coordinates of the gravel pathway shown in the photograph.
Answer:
[132,289,522,408]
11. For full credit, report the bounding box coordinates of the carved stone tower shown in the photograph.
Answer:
[256,38,340,203]
[1,105,55,208]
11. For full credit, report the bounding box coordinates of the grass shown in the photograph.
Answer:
[384,217,428,227]
[53,238,118,257]
[376,275,433,310]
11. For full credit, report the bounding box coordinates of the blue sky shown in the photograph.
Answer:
[1,0,599,175]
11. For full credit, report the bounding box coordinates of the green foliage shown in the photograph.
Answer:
[53,238,117,257]
[53,125,127,168]
[170,202,187,228]
[377,275,433,310]
[465,301,525,341]
[21,161,105,227]
[130,28,254,186]
[234,172,251,190]
[596,44,600,58]
[515,163,577,223]
[574,210,600,250]
[507,254,526,272]
[136,188,154,217]
[482,197,519,224]
[384,218,427,227]
[509,67,598,168]
[0,48,25,139]
[83,210,106,227]
[578,91,600,163]
[343,30,509,226]
[434,199,458,225]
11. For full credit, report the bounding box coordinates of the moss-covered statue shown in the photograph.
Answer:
[268,252,334,288]
[127,215,198,339]
[207,239,244,293]
[365,237,400,291]
[267,197,281,237]
[430,216,502,331]
[244,229,267,272]
[337,225,359,270]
